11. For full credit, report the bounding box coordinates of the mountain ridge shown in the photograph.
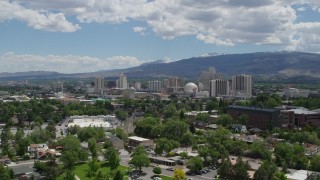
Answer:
[0,51,319,81]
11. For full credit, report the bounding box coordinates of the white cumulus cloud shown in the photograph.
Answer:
[1,0,320,52]
[0,1,80,32]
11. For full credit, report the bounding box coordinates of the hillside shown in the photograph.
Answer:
[0,51,319,81]
[122,51,320,78]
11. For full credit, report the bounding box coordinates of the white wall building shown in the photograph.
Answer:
[95,77,104,94]
[118,73,128,89]
[148,80,163,92]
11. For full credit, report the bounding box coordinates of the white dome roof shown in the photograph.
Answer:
[184,83,198,94]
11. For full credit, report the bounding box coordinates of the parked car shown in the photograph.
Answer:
[166,167,174,171]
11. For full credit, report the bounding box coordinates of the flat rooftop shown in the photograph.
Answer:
[128,136,150,142]
[228,105,280,113]
[68,117,112,128]
[291,108,319,115]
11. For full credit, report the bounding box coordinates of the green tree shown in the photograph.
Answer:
[162,119,189,141]
[115,109,127,121]
[130,146,150,172]
[95,170,110,180]
[88,159,100,177]
[0,164,12,180]
[113,170,124,180]
[254,161,278,180]
[310,155,320,171]
[17,137,31,156]
[130,154,150,172]
[61,150,79,170]
[180,152,188,159]
[58,135,81,152]
[45,157,61,180]
[88,138,98,159]
[196,113,210,122]
[232,157,250,180]
[153,167,162,175]
[64,170,75,180]
[155,138,180,155]
[249,141,272,161]
[104,147,120,170]
[265,98,279,108]
[134,117,161,138]
[180,110,186,120]
[34,161,47,172]
[164,104,177,118]
[273,171,288,180]
[78,149,89,162]
[218,159,232,179]
[187,157,204,172]
[216,114,233,127]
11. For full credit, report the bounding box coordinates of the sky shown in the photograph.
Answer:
[1,0,320,73]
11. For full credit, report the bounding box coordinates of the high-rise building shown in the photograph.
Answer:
[232,75,252,96]
[148,80,163,92]
[209,79,228,97]
[95,77,104,94]
[168,77,185,93]
[134,82,141,90]
[118,73,128,89]
[199,67,223,91]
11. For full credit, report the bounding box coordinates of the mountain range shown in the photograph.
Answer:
[1,51,320,81]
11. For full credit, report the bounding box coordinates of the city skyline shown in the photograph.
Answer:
[1,1,320,73]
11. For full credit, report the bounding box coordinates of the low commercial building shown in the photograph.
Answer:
[108,135,124,149]
[278,106,320,128]
[227,105,281,130]
[148,156,176,166]
[128,136,154,148]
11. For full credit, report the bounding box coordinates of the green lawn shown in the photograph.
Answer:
[57,162,129,180]
[160,175,174,180]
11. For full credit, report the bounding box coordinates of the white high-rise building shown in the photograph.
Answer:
[232,75,252,96]
[148,80,163,92]
[209,79,228,97]
[134,82,141,90]
[118,73,128,89]
[95,77,104,94]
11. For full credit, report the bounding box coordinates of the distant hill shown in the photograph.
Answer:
[120,51,320,79]
[0,52,320,81]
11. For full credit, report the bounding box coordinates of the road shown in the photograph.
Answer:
[6,160,36,175]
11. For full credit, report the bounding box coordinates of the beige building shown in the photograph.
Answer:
[128,136,154,148]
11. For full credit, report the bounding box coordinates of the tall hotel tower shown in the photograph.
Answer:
[118,73,128,89]
[232,75,252,96]
[95,77,104,94]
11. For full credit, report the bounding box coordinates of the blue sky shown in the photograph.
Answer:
[0,0,320,73]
